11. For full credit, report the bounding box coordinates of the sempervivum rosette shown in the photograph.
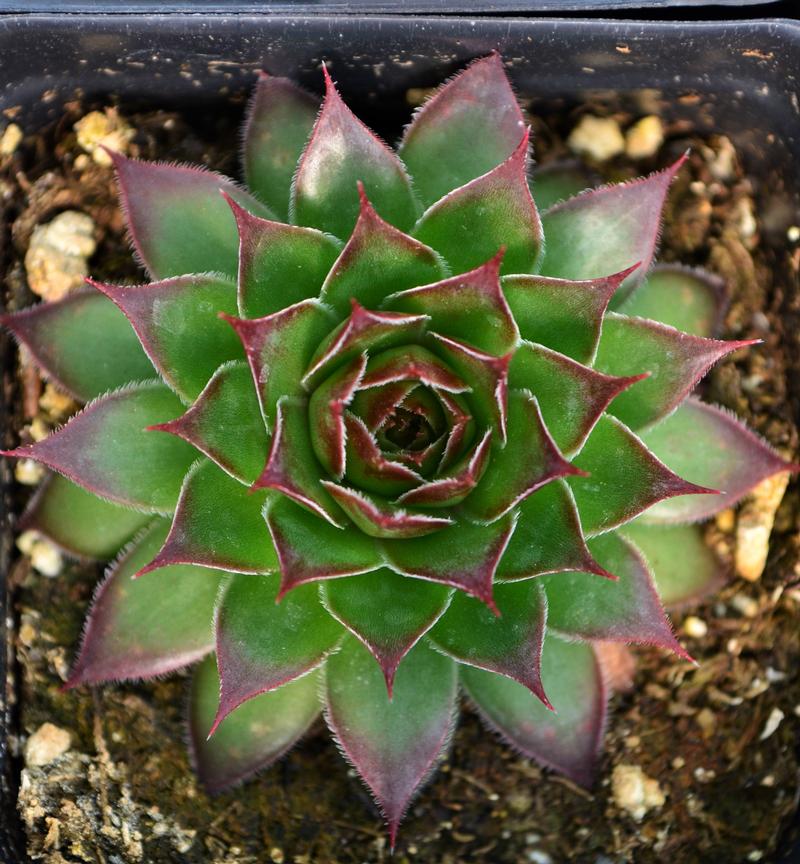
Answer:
[3,55,794,842]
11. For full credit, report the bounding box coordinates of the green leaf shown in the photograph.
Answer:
[542,531,685,654]
[256,396,345,527]
[496,480,610,582]
[266,497,383,597]
[5,382,196,513]
[621,520,724,607]
[66,519,223,686]
[382,514,515,612]
[324,637,457,844]
[501,268,632,366]
[570,414,712,535]
[93,274,241,403]
[461,633,606,786]
[322,568,451,694]
[292,69,418,238]
[138,459,277,576]
[343,414,423,498]
[385,252,518,356]
[190,656,321,793]
[540,157,685,306]
[151,361,268,486]
[509,341,644,455]
[227,195,342,319]
[111,152,273,280]
[243,74,319,221]
[19,473,151,560]
[640,398,795,524]
[531,160,598,212]
[399,53,526,209]
[320,189,446,317]
[412,133,542,276]
[212,574,342,733]
[594,312,753,431]
[321,482,453,539]
[0,290,155,402]
[430,579,548,702]
[224,299,337,427]
[619,264,727,337]
[464,389,580,523]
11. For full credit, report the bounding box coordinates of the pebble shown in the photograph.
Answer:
[39,382,77,421]
[625,115,664,159]
[24,723,71,766]
[759,707,784,741]
[24,210,97,301]
[705,136,737,181]
[683,616,708,638]
[74,108,134,166]
[14,458,45,486]
[611,764,666,821]
[567,115,625,162]
[735,471,792,581]
[730,593,759,619]
[0,123,22,156]
[16,530,64,578]
[787,225,800,242]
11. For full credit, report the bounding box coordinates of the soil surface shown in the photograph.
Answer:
[1,86,798,864]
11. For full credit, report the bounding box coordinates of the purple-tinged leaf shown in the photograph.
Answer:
[0,290,155,402]
[509,341,646,455]
[18,473,151,560]
[496,480,612,582]
[265,497,382,599]
[3,382,195,513]
[413,131,542,276]
[465,389,583,524]
[211,574,341,734]
[570,414,716,535]
[399,53,526,209]
[343,414,423,497]
[621,520,725,608]
[350,380,419,434]
[320,482,452,539]
[462,634,607,786]
[430,579,549,705]
[619,264,728,337]
[292,69,418,239]
[430,333,510,441]
[242,73,320,221]
[254,396,345,527]
[382,514,516,613]
[309,354,368,480]
[640,398,797,524]
[386,251,518,356]
[304,300,428,389]
[594,312,756,431]
[321,568,451,695]
[223,299,336,426]
[398,429,492,508]
[66,519,223,687]
[149,361,267,485]
[91,274,240,403]
[501,266,636,366]
[437,390,476,472]
[542,531,687,657]
[111,152,273,280]
[324,637,457,847]
[320,187,446,316]
[540,156,686,306]
[190,656,321,793]
[531,160,599,213]
[392,433,448,476]
[226,194,341,319]
[360,344,469,394]
[137,459,277,576]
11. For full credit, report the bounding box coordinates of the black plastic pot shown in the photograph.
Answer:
[0,12,798,864]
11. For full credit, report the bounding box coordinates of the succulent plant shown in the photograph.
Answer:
[3,55,794,843]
